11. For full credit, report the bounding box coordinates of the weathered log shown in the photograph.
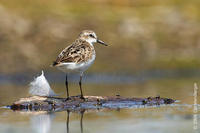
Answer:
[8,95,175,112]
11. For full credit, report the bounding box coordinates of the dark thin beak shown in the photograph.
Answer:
[97,39,108,46]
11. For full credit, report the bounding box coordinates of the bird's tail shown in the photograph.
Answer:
[50,61,58,67]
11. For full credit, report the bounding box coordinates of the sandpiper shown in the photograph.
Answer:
[52,30,108,99]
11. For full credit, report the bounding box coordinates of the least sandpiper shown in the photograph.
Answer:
[52,30,108,99]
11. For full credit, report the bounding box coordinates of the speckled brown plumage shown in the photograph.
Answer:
[53,39,95,66]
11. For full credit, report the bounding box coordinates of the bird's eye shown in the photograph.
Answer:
[89,34,95,38]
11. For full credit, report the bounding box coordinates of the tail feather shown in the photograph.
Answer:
[51,61,59,67]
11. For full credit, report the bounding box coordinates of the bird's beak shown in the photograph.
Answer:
[97,39,108,46]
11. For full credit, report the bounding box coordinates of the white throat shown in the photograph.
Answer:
[85,38,96,45]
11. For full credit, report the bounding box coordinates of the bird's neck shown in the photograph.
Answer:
[86,39,95,46]
[78,38,94,46]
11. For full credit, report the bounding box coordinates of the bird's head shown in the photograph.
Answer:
[78,30,108,46]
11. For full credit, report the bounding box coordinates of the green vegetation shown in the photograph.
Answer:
[0,0,200,73]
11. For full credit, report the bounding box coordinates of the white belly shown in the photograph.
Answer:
[56,54,95,73]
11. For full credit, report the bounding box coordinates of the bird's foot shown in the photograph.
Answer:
[79,95,85,101]
[64,97,71,101]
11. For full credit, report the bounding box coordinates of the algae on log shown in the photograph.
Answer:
[9,95,175,112]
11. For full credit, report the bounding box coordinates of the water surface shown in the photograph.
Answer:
[0,75,200,133]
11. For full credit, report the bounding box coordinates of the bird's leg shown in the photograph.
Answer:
[65,74,70,100]
[79,73,84,99]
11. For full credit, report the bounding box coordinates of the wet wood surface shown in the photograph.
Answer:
[9,95,175,112]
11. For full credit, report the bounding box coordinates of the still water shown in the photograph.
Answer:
[0,73,200,133]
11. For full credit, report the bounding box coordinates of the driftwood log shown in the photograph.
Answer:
[8,95,175,112]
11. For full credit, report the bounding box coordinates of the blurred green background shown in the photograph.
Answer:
[0,0,200,74]
[0,1,200,132]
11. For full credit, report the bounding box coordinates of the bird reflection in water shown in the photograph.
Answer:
[66,110,85,133]
[30,113,55,133]
[30,110,85,133]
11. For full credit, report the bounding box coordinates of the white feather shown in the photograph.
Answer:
[29,71,57,97]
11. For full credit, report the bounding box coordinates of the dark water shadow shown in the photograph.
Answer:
[2,69,200,85]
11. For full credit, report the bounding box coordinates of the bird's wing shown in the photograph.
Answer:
[53,40,94,66]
